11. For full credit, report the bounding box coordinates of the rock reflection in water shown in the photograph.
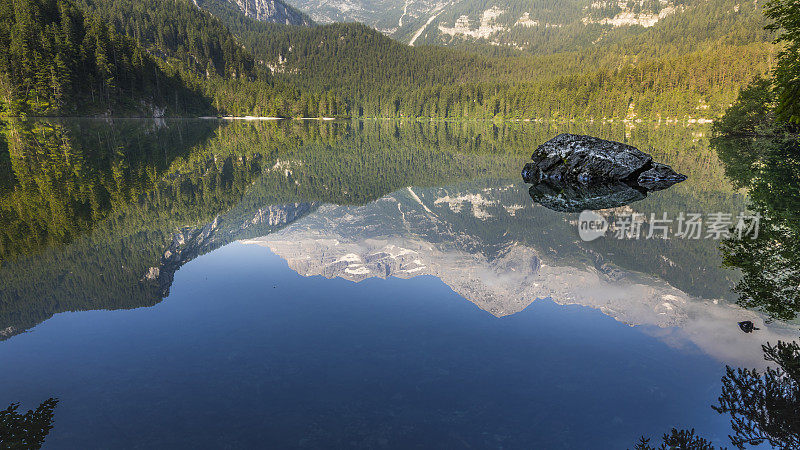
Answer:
[528,179,647,213]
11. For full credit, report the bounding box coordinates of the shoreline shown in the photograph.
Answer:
[2,115,719,124]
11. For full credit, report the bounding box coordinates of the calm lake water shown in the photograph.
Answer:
[0,119,794,448]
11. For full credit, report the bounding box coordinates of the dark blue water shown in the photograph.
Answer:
[1,243,732,448]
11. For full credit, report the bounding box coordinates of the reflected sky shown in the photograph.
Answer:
[2,243,733,448]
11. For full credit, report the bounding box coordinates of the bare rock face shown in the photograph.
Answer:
[229,0,312,25]
[195,0,313,26]
[524,134,654,183]
[522,134,686,211]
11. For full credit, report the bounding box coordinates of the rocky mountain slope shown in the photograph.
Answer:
[280,0,768,53]
[195,0,313,26]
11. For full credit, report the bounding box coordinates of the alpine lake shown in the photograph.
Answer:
[0,118,796,448]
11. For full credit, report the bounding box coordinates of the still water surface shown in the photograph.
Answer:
[0,119,793,448]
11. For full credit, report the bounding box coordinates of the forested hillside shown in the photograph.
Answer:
[0,0,783,119]
[76,0,262,81]
[170,0,782,120]
[211,19,774,120]
[0,0,212,116]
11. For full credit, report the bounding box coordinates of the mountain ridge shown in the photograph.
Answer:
[280,0,771,55]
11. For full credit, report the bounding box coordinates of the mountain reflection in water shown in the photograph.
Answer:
[241,181,795,368]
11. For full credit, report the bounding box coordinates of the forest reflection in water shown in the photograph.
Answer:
[0,118,747,338]
[0,118,799,448]
[634,134,800,448]
[715,135,800,322]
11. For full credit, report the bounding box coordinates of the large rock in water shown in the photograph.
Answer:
[521,134,687,212]
[521,134,686,187]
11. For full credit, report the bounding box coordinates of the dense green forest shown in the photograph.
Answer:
[0,0,212,116]
[75,0,261,81]
[0,0,784,119]
[205,8,777,120]
[714,0,800,133]
[764,0,800,125]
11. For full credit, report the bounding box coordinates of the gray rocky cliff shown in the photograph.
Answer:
[227,0,312,25]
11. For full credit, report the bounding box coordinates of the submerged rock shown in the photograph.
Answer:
[522,134,687,211]
[529,180,646,213]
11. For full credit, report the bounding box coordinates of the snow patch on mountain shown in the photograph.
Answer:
[434,193,495,219]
